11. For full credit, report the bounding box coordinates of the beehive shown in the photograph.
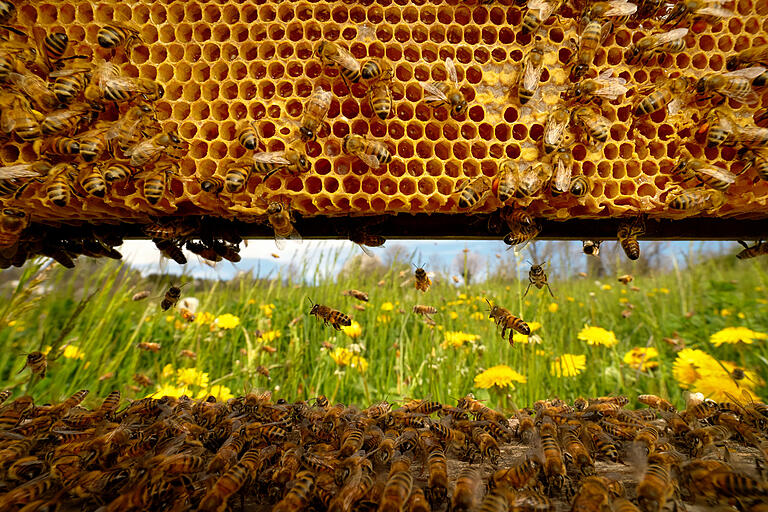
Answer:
[2,0,768,247]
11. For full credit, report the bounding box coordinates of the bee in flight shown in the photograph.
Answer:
[315,40,361,91]
[342,134,392,169]
[413,264,432,292]
[161,283,186,311]
[582,240,601,256]
[341,289,369,302]
[18,351,47,379]
[486,298,531,344]
[736,240,768,260]
[524,261,555,298]
[308,299,352,330]
[299,86,332,141]
[266,201,302,249]
[422,57,468,117]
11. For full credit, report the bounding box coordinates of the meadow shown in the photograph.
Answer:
[0,243,766,413]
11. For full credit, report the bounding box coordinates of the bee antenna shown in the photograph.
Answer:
[307,297,314,306]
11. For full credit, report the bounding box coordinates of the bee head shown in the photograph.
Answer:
[200,180,215,193]
[452,99,467,116]
[299,126,315,141]
[695,76,709,95]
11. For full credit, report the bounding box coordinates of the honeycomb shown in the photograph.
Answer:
[1,0,768,248]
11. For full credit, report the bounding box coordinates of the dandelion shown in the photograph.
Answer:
[550,354,587,378]
[548,302,559,313]
[737,312,746,319]
[528,321,542,332]
[259,303,275,318]
[470,312,485,321]
[165,315,175,323]
[380,302,394,311]
[710,327,768,347]
[197,385,234,402]
[329,347,353,366]
[256,330,281,343]
[176,368,210,388]
[194,311,214,326]
[458,293,468,300]
[341,321,362,339]
[148,384,191,399]
[376,314,391,324]
[349,355,368,373]
[601,284,612,291]
[619,297,629,304]
[566,296,575,302]
[513,333,542,344]
[442,331,480,348]
[578,325,619,347]
[692,375,760,403]
[474,365,527,389]
[162,364,175,378]
[672,349,721,389]
[61,345,85,360]
[659,287,670,294]
[215,313,240,329]
[448,312,459,320]
[623,347,659,371]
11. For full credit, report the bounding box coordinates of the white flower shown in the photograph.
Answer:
[178,297,199,314]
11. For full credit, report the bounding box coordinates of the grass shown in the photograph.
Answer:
[0,245,767,412]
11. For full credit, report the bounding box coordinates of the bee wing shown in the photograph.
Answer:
[328,46,360,71]
[529,0,557,19]
[48,67,89,79]
[274,228,302,250]
[103,76,140,92]
[356,243,375,258]
[522,57,544,91]
[594,81,630,100]
[520,164,550,193]
[0,165,39,179]
[527,0,550,9]
[106,117,141,141]
[0,110,16,133]
[312,87,333,117]
[357,152,382,169]
[699,166,737,185]
[695,6,734,17]
[720,85,759,106]
[445,57,459,85]
[723,66,767,80]
[603,0,638,16]
[93,60,120,85]
[8,72,51,96]
[544,112,568,146]
[422,82,448,102]
[252,152,291,165]
[738,126,768,145]
[454,178,469,193]
[667,98,683,116]
[552,158,571,192]
[658,28,689,45]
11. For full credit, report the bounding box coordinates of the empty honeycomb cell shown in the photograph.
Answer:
[122,64,139,79]
[238,81,256,101]
[166,43,184,63]
[463,26,480,46]
[607,48,623,66]
[19,145,37,163]
[597,161,613,179]
[413,64,430,82]
[468,106,484,123]
[461,124,477,139]
[0,144,18,162]
[397,141,414,159]
[204,43,222,62]
[604,144,618,160]
[471,142,487,159]
[403,44,420,63]
[421,44,439,63]
[446,25,463,45]
[410,25,428,44]
[434,141,451,160]
[190,141,208,159]
[463,159,480,177]
[476,123,493,141]
[176,23,193,43]
[166,82,182,101]
[506,144,521,159]
[185,44,203,63]
[642,160,658,176]
[360,176,379,194]
[424,122,441,141]
[709,54,723,71]
[489,144,503,159]
[494,124,511,142]
[140,65,158,80]
[745,17,760,34]
[436,177,453,195]
[603,181,619,199]
[209,142,227,160]
[320,177,339,194]
[183,83,202,102]
[194,24,212,43]
[512,124,528,141]
[191,101,210,120]
[504,107,519,124]
[612,161,626,179]
[734,35,751,52]
[404,121,423,140]
[427,25,446,45]
[623,160,640,178]
[452,141,469,160]
[173,62,191,82]
[442,123,460,141]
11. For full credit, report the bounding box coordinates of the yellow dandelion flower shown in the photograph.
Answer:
[528,321,542,332]
[692,375,760,403]
[474,365,527,389]
[710,326,768,347]
[737,312,746,319]
[194,311,214,326]
[147,384,191,399]
[341,321,362,339]
[578,325,619,347]
[259,303,275,318]
[513,333,542,344]
[550,354,587,378]
[376,314,391,324]
[458,293,468,300]
[659,287,670,294]
[162,364,175,378]
[623,347,659,372]
[176,368,209,388]
[248,299,256,305]
[442,331,480,348]
[62,345,85,360]
[165,315,175,323]
[620,289,627,295]
[672,349,721,389]
[720,309,731,317]
[349,355,368,373]
[381,302,394,311]
[566,296,575,302]
[758,299,768,305]
[448,311,459,320]
[601,284,612,291]
[197,385,234,402]
[619,297,629,304]
[548,302,559,313]
[41,346,52,355]
[330,347,353,366]
[524,300,531,306]
[470,312,485,321]
[256,330,281,343]
[535,349,551,357]
[215,313,240,329]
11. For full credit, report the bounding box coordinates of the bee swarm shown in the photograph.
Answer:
[0,0,767,263]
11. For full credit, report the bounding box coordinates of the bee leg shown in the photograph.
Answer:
[522,282,532,298]
[737,240,750,249]
[546,283,555,298]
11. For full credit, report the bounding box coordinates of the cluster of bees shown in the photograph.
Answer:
[1,387,767,511]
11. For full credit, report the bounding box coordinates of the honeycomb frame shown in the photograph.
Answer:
[1,0,768,245]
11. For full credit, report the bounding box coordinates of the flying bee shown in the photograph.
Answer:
[267,201,302,249]
[78,163,106,198]
[635,75,692,117]
[315,40,361,89]
[618,274,634,284]
[542,105,570,154]
[237,120,260,150]
[413,305,437,323]
[736,240,768,259]
[571,106,611,145]
[367,79,393,120]
[582,240,601,256]
[522,0,564,35]
[567,69,630,102]
[455,176,492,208]
[617,216,645,260]
[299,86,332,141]
[501,208,541,250]
[727,44,768,72]
[518,41,545,105]
[423,57,468,117]
[550,145,574,196]
[667,186,725,211]
[97,20,143,53]
[524,261,555,298]
[103,163,134,184]
[0,207,28,247]
[308,299,352,330]
[671,152,737,191]
[18,352,46,379]
[696,67,766,107]
[161,283,185,311]
[125,130,185,167]
[341,289,369,302]
[486,298,530,344]
[342,134,392,168]
[663,0,734,26]
[45,163,79,207]
[413,264,432,292]
[626,28,689,65]
[8,71,58,111]
[252,146,311,179]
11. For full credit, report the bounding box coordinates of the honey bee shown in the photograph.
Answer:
[501,208,541,250]
[667,186,725,211]
[380,465,413,512]
[199,450,260,512]
[367,79,393,121]
[84,59,161,103]
[139,161,179,205]
[635,75,692,117]
[45,163,79,207]
[423,57,468,117]
[736,240,768,259]
[102,163,134,184]
[518,41,545,105]
[97,20,142,53]
[539,421,567,489]
[126,130,184,167]
[550,145,574,196]
[41,103,97,137]
[455,176,492,208]
[524,262,555,298]
[562,429,594,474]
[522,0,564,35]
[572,106,611,145]
[237,120,261,150]
[582,240,601,256]
[309,299,352,330]
[571,175,591,197]
[78,163,107,198]
[451,467,482,512]
[486,298,530,344]
[299,86,332,141]
[105,103,156,151]
[617,216,645,260]
[361,57,393,82]
[137,342,161,352]
[413,305,437,323]
[8,71,58,111]
[49,66,90,105]
[626,28,689,65]
[571,476,611,512]
[672,152,736,191]
[153,238,186,264]
[696,67,766,107]
[272,471,315,512]
[0,93,43,142]
[267,201,302,249]
[637,454,674,512]
[252,146,312,179]
[161,283,184,311]
[341,289,369,301]
[342,135,392,171]
[663,0,734,26]
[0,162,47,198]
[492,457,539,490]
[18,351,47,379]
[573,20,610,79]
[315,40,361,89]
[413,264,432,292]
[133,373,153,387]
[738,148,768,181]
[567,69,630,102]
[617,274,634,285]
[727,44,768,72]
[41,31,71,69]
[424,448,448,505]
[0,1,15,24]
[542,105,570,154]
